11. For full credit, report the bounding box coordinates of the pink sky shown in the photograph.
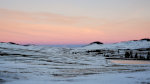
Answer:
[0,0,150,45]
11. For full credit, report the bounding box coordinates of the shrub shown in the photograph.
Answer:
[147,52,150,60]
[135,53,138,59]
[125,52,130,58]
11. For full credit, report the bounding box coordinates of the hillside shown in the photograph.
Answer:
[0,40,150,84]
[77,39,150,50]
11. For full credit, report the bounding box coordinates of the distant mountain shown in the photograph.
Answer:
[0,42,34,46]
[78,38,150,50]
[89,41,103,45]
[139,38,150,41]
[0,38,150,50]
[0,41,63,57]
[0,42,38,50]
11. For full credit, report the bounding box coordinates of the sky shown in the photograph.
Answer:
[0,0,150,45]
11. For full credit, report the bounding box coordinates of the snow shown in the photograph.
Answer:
[0,41,150,84]
[77,40,150,50]
[4,71,150,84]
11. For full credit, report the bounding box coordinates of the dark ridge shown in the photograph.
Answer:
[133,40,138,41]
[8,42,20,45]
[90,41,103,45]
[131,38,150,42]
[0,42,20,45]
[140,38,150,41]
[0,42,34,46]
[23,44,33,46]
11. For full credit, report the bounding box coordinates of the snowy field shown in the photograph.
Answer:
[0,40,150,84]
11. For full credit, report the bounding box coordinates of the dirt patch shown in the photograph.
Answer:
[110,60,150,64]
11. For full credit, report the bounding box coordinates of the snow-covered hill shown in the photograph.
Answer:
[77,40,150,50]
[0,42,66,55]
[1,40,150,84]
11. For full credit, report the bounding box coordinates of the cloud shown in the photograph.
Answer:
[0,8,106,27]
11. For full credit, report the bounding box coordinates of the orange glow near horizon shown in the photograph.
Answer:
[0,8,150,45]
